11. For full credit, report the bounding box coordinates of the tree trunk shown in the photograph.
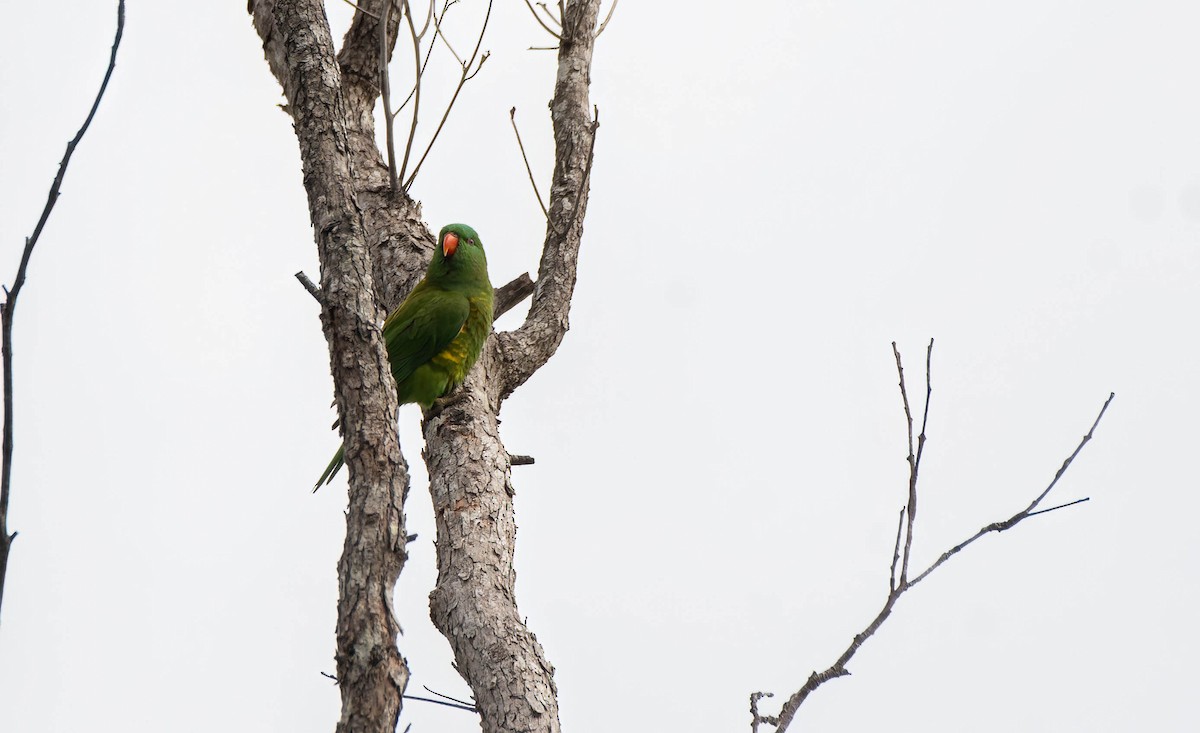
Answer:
[250,0,601,730]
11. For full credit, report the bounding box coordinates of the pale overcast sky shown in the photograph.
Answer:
[1,1,1197,731]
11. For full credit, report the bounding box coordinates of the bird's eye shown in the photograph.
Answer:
[468,238,475,245]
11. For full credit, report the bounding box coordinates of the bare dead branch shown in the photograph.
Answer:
[888,507,904,592]
[391,0,446,118]
[595,0,618,37]
[523,0,561,38]
[420,684,477,709]
[495,63,601,399]
[432,0,464,64]
[398,0,423,185]
[494,273,535,320]
[756,346,1113,732]
[536,2,562,27]
[509,107,551,225]
[380,0,400,191]
[403,0,493,189]
[402,690,478,713]
[892,339,932,585]
[295,271,322,302]
[0,0,125,626]
[750,691,779,732]
[509,454,535,466]
[907,391,1114,588]
[339,0,380,20]
[1026,496,1090,517]
[413,0,434,40]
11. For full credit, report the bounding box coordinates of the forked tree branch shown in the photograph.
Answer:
[752,342,1113,732]
[595,0,618,37]
[0,0,125,627]
[523,0,561,39]
[495,0,603,400]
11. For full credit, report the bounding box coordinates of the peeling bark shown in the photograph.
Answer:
[424,351,561,733]
[422,3,602,731]
[249,2,411,731]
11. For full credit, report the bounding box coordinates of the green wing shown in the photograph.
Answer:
[382,284,470,386]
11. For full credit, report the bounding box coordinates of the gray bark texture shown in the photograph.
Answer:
[249,1,601,731]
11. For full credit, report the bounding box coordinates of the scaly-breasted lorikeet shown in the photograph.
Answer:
[315,223,494,488]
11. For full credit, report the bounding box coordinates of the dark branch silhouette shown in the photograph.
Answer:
[0,0,125,627]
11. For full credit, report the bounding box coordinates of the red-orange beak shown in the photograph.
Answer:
[442,231,459,258]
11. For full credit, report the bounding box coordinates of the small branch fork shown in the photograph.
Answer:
[750,339,1114,732]
[370,0,492,193]
[524,0,617,46]
[0,0,125,627]
[402,0,492,189]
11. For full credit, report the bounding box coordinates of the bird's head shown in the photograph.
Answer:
[433,223,487,274]
[437,223,484,258]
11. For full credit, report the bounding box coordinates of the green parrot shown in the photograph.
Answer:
[315,223,494,488]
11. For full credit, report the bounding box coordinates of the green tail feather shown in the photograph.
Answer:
[314,444,344,492]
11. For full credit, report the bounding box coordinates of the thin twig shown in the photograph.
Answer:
[888,507,904,592]
[907,392,1115,588]
[403,0,493,189]
[379,0,400,191]
[1,0,125,625]
[295,271,322,302]
[750,691,779,733]
[1020,392,1114,514]
[422,684,476,708]
[401,694,478,712]
[340,0,380,20]
[891,341,920,585]
[595,0,618,37]
[1026,496,1090,517]
[433,0,464,64]
[414,0,434,40]
[523,0,561,38]
[537,2,559,27]
[392,0,448,118]
[398,0,423,185]
[509,108,550,224]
